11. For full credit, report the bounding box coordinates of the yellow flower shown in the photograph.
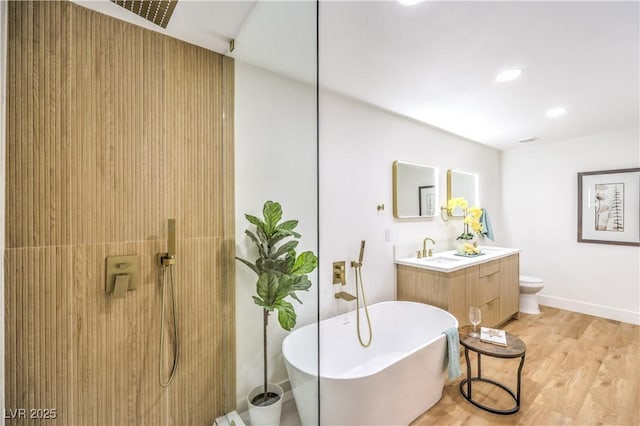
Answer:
[449,198,485,241]
[447,197,464,210]
[469,206,483,219]
[448,197,472,215]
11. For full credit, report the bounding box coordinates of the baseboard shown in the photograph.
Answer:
[537,294,640,325]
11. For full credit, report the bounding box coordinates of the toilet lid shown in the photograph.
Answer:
[520,275,543,284]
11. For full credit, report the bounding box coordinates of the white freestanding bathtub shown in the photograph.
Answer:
[282,301,458,425]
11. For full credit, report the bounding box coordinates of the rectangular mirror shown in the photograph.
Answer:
[393,160,439,218]
[447,169,479,216]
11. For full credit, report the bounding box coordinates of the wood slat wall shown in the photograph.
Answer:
[5,2,235,424]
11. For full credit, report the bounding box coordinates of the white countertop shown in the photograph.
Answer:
[395,246,520,273]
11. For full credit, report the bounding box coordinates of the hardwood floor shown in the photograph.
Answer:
[412,306,640,425]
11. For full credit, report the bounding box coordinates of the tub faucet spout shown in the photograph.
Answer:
[335,291,357,302]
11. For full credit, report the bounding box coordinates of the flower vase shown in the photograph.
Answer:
[456,238,479,255]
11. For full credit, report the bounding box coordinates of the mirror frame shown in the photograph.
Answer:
[393,160,439,218]
[446,169,479,217]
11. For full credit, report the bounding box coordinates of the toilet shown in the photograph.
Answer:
[519,275,544,314]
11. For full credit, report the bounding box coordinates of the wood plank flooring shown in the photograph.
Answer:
[412,306,640,425]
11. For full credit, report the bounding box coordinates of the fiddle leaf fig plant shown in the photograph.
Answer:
[236,200,318,405]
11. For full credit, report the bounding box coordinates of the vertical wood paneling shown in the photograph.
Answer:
[6,1,235,425]
[70,8,165,245]
[5,247,73,425]
[6,1,70,249]
[221,55,236,412]
[4,250,14,422]
[6,2,16,249]
[72,241,169,426]
[165,39,224,239]
[169,238,224,424]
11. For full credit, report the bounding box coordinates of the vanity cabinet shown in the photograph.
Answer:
[397,253,519,327]
[499,254,519,321]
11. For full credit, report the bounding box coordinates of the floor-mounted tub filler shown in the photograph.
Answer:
[282,301,458,425]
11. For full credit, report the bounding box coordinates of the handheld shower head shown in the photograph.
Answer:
[358,240,366,264]
[351,240,366,269]
[159,219,177,267]
[168,219,176,258]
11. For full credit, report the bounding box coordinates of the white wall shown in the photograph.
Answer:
[234,62,318,409]
[318,92,503,321]
[502,128,640,324]
[1,1,7,421]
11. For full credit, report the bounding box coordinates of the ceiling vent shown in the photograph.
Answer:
[518,137,538,144]
[110,0,178,29]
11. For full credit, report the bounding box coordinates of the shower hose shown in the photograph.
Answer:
[159,264,179,387]
[354,265,373,347]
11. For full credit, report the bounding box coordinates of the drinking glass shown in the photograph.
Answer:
[469,307,482,338]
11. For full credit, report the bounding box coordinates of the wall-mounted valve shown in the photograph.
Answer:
[105,254,139,298]
[333,261,346,285]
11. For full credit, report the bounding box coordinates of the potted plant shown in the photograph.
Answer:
[236,200,318,426]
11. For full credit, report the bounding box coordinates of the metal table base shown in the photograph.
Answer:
[459,346,525,415]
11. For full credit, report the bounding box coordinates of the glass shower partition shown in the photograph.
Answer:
[230,1,319,424]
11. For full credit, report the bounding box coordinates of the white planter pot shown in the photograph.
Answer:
[247,383,283,426]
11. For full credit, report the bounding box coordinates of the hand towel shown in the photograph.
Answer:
[480,208,495,241]
[443,327,461,380]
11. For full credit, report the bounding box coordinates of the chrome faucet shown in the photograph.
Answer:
[422,237,435,257]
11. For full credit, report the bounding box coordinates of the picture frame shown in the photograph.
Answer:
[577,168,640,246]
[418,185,436,217]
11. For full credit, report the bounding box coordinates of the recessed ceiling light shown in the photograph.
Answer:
[545,107,567,118]
[397,0,423,5]
[495,68,523,83]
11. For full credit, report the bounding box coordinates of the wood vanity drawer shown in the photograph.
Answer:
[467,269,500,307]
[479,260,500,277]
[479,272,500,302]
[481,298,501,328]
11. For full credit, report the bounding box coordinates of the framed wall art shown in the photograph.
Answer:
[418,185,436,216]
[577,168,640,246]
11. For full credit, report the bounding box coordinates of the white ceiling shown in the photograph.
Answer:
[73,0,640,151]
[320,1,640,149]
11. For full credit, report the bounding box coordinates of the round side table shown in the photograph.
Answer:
[459,328,526,415]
